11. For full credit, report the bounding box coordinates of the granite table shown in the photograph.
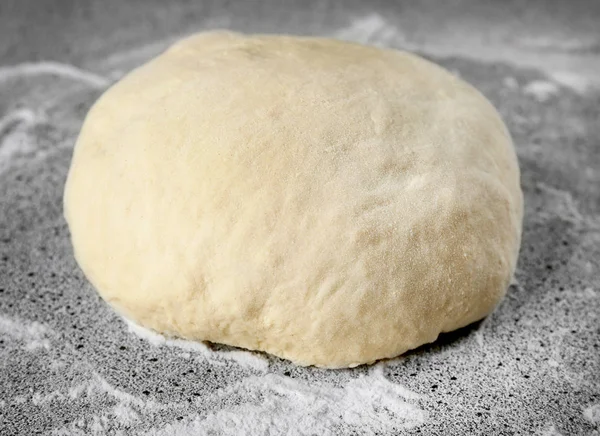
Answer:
[1,0,599,434]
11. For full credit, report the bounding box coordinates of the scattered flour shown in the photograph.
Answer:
[0,108,43,173]
[516,35,600,53]
[84,373,165,411]
[583,404,600,424]
[0,61,109,89]
[474,326,486,348]
[0,108,38,135]
[523,80,560,102]
[49,372,176,435]
[536,182,599,230]
[13,396,27,405]
[0,314,51,351]
[503,76,519,90]
[333,13,598,92]
[334,14,404,48]
[149,363,427,436]
[539,424,563,436]
[43,349,427,436]
[0,59,115,174]
[546,71,590,94]
[473,303,505,348]
[124,318,269,372]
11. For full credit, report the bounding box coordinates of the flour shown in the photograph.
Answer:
[40,350,428,436]
[583,404,600,424]
[0,61,109,89]
[124,318,269,372]
[148,363,427,436]
[503,77,519,90]
[0,108,38,136]
[0,314,51,351]
[539,424,564,436]
[334,14,404,48]
[536,182,599,230]
[516,35,600,53]
[112,403,140,427]
[333,14,598,92]
[523,80,560,102]
[51,372,174,435]
[122,318,428,435]
[0,64,99,174]
[0,109,43,173]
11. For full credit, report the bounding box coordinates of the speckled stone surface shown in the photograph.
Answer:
[1,1,599,435]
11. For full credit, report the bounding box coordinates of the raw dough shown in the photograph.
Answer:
[64,32,523,368]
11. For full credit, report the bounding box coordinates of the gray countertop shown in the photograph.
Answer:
[1,1,599,435]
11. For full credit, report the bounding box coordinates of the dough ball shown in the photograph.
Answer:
[64,32,523,368]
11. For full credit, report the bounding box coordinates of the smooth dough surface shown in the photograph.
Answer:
[64,31,523,368]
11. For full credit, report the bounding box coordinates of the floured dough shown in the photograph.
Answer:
[64,31,523,368]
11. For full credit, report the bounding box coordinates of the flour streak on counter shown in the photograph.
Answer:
[148,363,427,436]
[49,371,185,435]
[535,182,600,231]
[0,108,38,136]
[0,108,45,173]
[0,61,112,174]
[123,318,428,435]
[583,404,600,424]
[333,14,599,92]
[0,314,52,351]
[17,316,428,435]
[0,61,110,89]
[124,318,269,372]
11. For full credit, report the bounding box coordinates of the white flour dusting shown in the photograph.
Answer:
[333,14,598,92]
[536,182,600,230]
[516,35,600,53]
[0,108,43,173]
[50,372,177,435]
[112,402,140,427]
[0,108,38,135]
[149,363,427,436]
[40,348,427,436]
[334,14,404,48]
[539,424,564,436]
[474,319,488,348]
[0,61,109,88]
[523,80,560,102]
[583,404,600,424]
[82,373,166,411]
[44,363,427,436]
[123,318,428,434]
[503,76,519,90]
[0,314,51,351]
[124,318,269,372]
